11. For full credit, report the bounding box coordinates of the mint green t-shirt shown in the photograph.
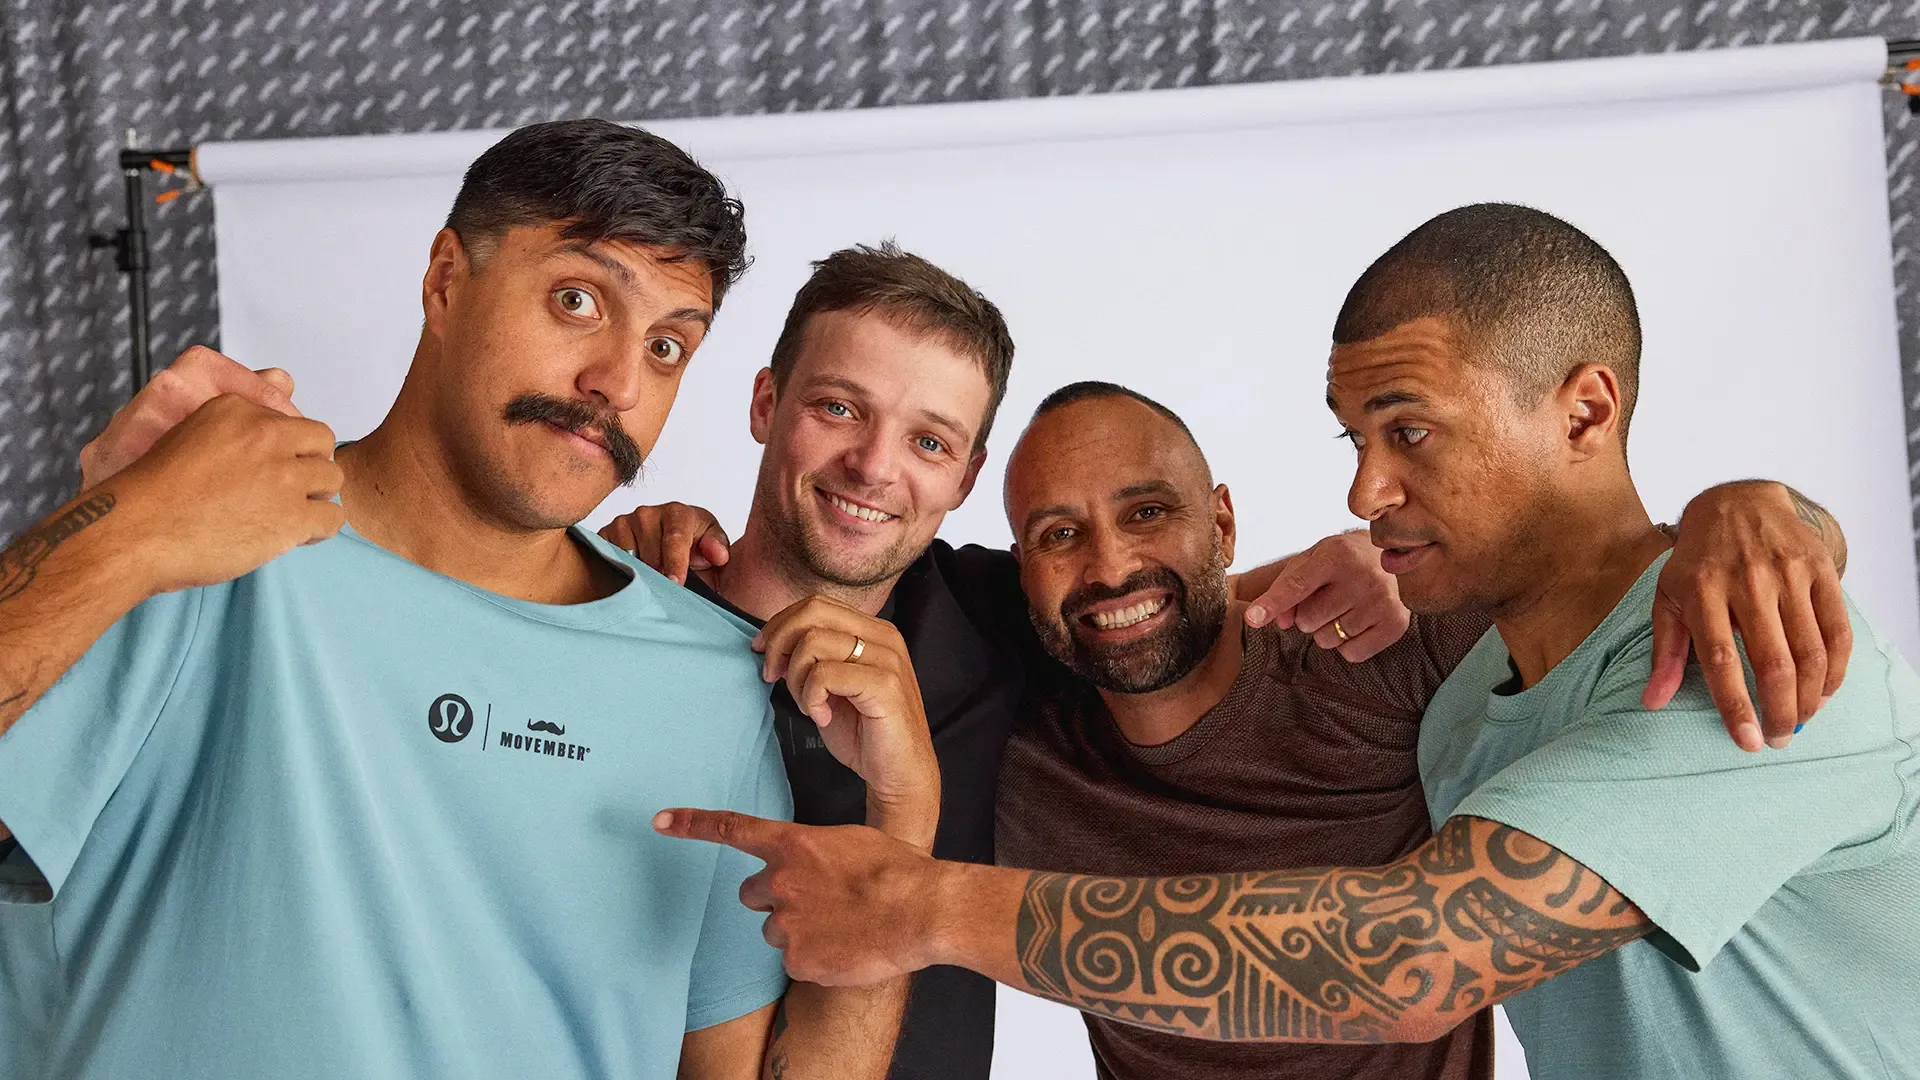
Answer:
[0,525,791,1080]
[1420,553,1920,1080]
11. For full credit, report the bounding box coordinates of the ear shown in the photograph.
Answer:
[749,367,777,446]
[1213,483,1237,568]
[953,448,989,508]
[1559,363,1625,461]
[422,228,469,337]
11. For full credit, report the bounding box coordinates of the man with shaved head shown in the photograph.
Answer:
[648,203,1916,1080]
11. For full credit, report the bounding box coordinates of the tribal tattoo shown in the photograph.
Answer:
[1012,817,1651,1044]
[0,495,116,606]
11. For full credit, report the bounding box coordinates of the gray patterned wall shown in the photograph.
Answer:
[4,0,1919,553]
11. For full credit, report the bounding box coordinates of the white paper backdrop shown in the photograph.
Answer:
[200,37,1916,1080]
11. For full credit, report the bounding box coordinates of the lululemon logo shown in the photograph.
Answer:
[429,693,475,743]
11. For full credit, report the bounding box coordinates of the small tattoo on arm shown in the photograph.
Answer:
[0,495,116,606]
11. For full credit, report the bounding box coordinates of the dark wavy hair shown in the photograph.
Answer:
[445,118,750,307]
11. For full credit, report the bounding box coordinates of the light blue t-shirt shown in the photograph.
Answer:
[0,525,792,1080]
[1421,553,1920,1080]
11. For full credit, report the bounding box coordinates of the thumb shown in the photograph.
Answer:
[695,529,732,570]
[1247,556,1323,629]
[1643,591,1690,710]
[654,807,789,860]
[248,367,304,417]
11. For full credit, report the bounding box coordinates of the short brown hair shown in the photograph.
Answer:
[768,241,1014,449]
[1334,203,1642,444]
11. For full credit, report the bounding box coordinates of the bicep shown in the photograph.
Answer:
[677,1001,777,1080]
[1396,817,1650,1036]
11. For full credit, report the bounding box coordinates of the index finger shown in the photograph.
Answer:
[653,808,791,860]
[1245,556,1330,629]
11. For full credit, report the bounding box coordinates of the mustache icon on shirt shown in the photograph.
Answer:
[527,720,567,737]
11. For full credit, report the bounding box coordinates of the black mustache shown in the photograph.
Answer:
[504,394,644,486]
[1062,567,1186,623]
[527,720,566,736]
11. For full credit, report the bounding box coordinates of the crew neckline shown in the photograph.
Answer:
[1483,551,1669,724]
[334,520,657,632]
[1111,622,1267,768]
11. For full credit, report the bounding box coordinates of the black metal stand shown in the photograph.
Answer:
[88,147,192,393]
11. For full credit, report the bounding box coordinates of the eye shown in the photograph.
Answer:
[916,436,946,454]
[823,401,853,418]
[555,288,600,319]
[1398,427,1430,446]
[646,336,685,366]
[1047,526,1076,543]
[1133,505,1163,521]
[1336,428,1366,450]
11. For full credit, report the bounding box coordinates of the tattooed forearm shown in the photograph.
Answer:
[1009,817,1652,1045]
[0,495,116,605]
[1784,486,1847,578]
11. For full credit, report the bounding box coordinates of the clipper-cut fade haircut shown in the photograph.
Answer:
[1333,203,1643,444]
[769,241,1015,449]
[445,118,751,307]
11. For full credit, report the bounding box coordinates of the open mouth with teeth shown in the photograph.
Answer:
[1073,592,1174,638]
[822,489,897,524]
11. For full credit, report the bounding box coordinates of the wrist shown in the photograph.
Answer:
[866,794,939,853]
[86,476,181,600]
[919,858,979,970]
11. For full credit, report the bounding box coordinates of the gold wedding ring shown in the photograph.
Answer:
[847,636,866,663]
[1332,618,1349,642]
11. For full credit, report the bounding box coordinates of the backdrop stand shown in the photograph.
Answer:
[87,136,193,394]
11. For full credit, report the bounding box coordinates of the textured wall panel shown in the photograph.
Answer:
[3,0,1918,562]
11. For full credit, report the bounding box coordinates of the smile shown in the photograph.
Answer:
[1084,595,1168,631]
[824,491,895,524]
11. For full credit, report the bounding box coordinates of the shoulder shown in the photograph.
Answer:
[1279,611,1496,716]
[917,539,1029,632]
[583,533,760,654]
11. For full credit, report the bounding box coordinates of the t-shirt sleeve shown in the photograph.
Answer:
[0,588,203,904]
[1449,619,1911,972]
[685,702,794,1031]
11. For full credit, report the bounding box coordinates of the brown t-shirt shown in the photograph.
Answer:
[995,614,1494,1080]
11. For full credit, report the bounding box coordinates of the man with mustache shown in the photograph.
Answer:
[0,119,939,1080]
[649,204,1916,1079]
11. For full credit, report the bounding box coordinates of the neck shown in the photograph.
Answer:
[1099,601,1248,747]
[338,409,622,606]
[708,510,901,620]
[1491,483,1671,688]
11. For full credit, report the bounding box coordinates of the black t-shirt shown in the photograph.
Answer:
[687,540,1034,1080]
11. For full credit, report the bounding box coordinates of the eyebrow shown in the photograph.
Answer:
[1021,480,1179,535]
[806,375,974,445]
[550,242,713,328]
[1325,388,1428,413]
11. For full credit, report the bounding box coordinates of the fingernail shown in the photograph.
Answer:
[1766,735,1791,750]
[1819,694,1833,709]
[1738,723,1764,752]
[1246,606,1267,626]
[653,811,674,831]
[1793,723,1806,734]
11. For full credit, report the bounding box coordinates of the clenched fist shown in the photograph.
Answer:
[80,346,302,489]
[757,595,941,850]
[106,394,345,596]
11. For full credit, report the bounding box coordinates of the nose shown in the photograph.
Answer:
[840,427,905,489]
[574,336,647,415]
[1347,447,1405,523]
[1083,523,1145,589]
